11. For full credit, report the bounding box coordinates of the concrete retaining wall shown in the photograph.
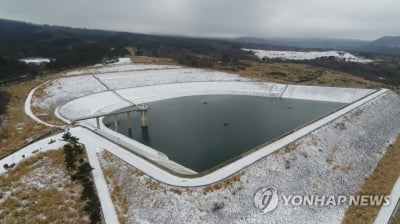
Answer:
[280,85,375,103]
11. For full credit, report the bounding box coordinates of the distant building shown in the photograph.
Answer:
[101,57,118,64]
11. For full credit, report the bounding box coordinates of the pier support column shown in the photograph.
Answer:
[127,112,131,128]
[114,114,118,131]
[137,104,149,127]
[96,117,100,129]
[127,112,132,137]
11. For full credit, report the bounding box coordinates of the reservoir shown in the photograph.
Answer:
[103,95,345,172]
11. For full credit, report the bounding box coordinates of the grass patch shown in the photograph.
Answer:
[216,60,384,88]
[202,171,244,195]
[0,79,55,157]
[342,136,400,224]
[131,55,179,65]
[0,149,89,224]
[393,209,400,224]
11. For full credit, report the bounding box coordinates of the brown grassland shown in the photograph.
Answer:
[216,60,384,88]
[0,149,88,224]
[0,79,54,158]
[393,209,400,224]
[342,136,400,224]
[131,55,179,65]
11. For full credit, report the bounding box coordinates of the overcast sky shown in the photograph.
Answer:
[1,0,399,40]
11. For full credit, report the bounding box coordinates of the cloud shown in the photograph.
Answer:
[0,0,399,40]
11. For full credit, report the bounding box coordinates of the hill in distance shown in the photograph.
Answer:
[369,36,400,48]
[231,36,400,56]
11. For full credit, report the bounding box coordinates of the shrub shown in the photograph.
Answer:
[63,144,75,171]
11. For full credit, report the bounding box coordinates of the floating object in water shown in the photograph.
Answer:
[223,122,231,126]
[203,102,208,104]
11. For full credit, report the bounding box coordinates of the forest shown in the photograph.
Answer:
[1,18,400,87]
[0,18,255,83]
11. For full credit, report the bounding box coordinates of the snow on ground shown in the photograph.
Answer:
[0,128,119,224]
[114,57,132,65]
[243,48,373,63]
[19,58,51,64]
[32,75,107,111]
[94,68,248,90]
[33,67,251,116]
[25,81,60,127]
[95,91,400,224]
[281,85,375,103]
[65,63,181,76]
[0,149,88,223]
[0,133,65,174]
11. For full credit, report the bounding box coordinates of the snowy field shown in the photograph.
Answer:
[19,57,51,64]
[243,48,373,63]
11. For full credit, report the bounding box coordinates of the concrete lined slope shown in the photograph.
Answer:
[58,81,375,122]
[65,63,181,76]
[58,81,287,121]
[98,91,400,224]
[281,85,375,103]
[58,91,132,121]
[32,67,252,121]
[116,81,287,104]
[94,68,248,90]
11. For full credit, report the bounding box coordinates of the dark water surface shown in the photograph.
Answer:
[104,95,345,172]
